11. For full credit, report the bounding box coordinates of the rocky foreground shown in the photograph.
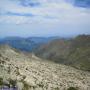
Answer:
[0,45,90,90]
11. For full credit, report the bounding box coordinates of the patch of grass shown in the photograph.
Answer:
[55,87,59,90]
[0,77,3,86]
[67,87,78,90]
[9,79,17,87]
[23,81,30,90]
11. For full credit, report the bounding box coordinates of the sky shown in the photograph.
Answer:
[0,0,90,38]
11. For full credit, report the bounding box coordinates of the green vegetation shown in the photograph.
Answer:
[22,81,30,90]
[55,87,59,90]
[67,87,78,90]
[9,79,17,87]
[0,77,3,86]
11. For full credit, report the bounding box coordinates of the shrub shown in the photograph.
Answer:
[23,81,30,90]
[9,79,17,87]
[67,87,78,90]
[0,77,3,86]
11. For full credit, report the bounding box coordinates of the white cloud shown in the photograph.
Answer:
[0,0,90,25]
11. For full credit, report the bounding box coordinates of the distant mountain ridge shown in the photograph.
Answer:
[35,35,90,71]
[0,36,60,52]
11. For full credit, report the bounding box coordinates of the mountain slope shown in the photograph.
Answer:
[35,35,90,71]
[35,39,71,62]
[67,35,90,71]
[0,45,90,90]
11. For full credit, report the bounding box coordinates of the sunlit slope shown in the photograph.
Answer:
[0,45,90,90]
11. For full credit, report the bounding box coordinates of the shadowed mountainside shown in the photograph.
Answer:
[35,35,90,71]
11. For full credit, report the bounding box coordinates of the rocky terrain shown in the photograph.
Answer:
[0,45,90,90]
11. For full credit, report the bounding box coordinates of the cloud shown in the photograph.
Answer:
[5,11,35,17]
[18,0,41,7]
[0,0,90,25]
[0,0,90,37]
[74,0,90,8]
[65,0,90,8]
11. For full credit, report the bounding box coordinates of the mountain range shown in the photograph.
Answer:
[0,36,60,52]
[35,35,90,71]
[0,35,90,72]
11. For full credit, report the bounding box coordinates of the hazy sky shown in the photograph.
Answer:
[0,0,90,37]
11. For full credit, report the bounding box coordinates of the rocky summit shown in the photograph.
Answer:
[0,45,90,90]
